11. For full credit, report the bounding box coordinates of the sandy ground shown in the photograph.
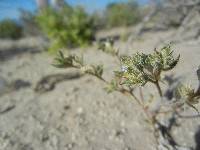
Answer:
[0,30,200,150]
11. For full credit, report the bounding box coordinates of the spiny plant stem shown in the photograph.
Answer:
[155,81,163,97]
[119,88,143,107]
[97,75,144,107]
[95,74,151,116]
[121,88,155,123]
[97,76,109,84]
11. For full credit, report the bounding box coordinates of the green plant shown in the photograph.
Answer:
[105,1,140,28]
[0,19,22,39]
[36,6,94,53]
[53,43,200,149]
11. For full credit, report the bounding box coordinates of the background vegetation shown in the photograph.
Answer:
[36,5,95,53]
[0,0,142,53]
[104,1,140,28]
[0,19,23,40]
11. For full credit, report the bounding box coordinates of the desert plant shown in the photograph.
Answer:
[53,43,200,149]
[0,19,23,39]
[105,1,140,28]
[36,5,94,53]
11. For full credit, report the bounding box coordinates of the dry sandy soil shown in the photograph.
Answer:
[0,30,200,150]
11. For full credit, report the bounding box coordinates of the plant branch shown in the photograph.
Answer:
[87,73,155,121]
[96,75,144,107]
[154,80,163,97]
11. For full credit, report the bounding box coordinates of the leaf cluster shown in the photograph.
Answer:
[98,38,119,56]
[116,45,180,86]
[53,51,83,68]
[53,51,103,78]
[104,79,119,93]
[81,65,103,78]
[175,67,200,111]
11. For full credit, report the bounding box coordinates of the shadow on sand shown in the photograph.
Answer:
[0,47,41,62]
[194,126,200,150]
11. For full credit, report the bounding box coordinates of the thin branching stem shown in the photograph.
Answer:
[97,76,109,84]
[96,75,144,107]
[92,74,154,121]
[119,88,143,107]
[155,80,163,97]
[139,87,145,106]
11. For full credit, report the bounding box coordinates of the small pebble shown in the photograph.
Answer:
[77,107,83,114]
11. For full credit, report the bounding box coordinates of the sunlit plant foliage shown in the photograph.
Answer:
[115,45,180,86]
[53,42,200,149]
[36,5,94,53]
[53,43,200,112]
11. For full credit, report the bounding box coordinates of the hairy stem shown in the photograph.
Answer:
[155,81,163,97]
[93,74,149,113]
[97,75,143,107]
[88,73,163,150]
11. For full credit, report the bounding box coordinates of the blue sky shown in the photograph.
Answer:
[0,0,149,20]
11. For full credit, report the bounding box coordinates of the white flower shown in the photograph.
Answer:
[121,66,128,72]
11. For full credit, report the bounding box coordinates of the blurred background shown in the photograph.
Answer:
[0,0,200,47]
[0,0,200,150]
[0,0,200,51]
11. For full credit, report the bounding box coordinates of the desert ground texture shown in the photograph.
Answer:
[0,30,200,150]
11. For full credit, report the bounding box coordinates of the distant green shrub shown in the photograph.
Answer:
[0,19,22,39]
[36,6,95,53]
[105,1,140,28]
